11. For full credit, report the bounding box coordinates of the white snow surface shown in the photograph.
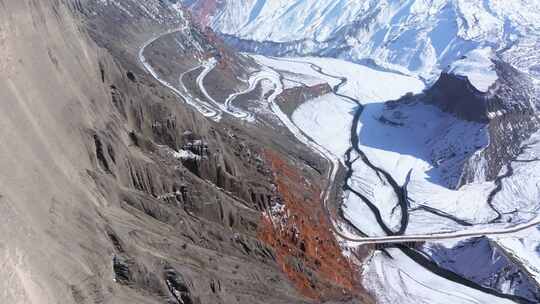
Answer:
[489,131,540,286]
[250,55,340,87]
[448,48,498,92]
[268,56,426,236]
[364,249,516,304]
[208,0,368,42]
[497,229,540,285]
[292,94,356,159]
[491,131,540,218]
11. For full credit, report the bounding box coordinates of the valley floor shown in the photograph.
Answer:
[252,55,540,303]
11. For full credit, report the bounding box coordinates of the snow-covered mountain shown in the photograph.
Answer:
[185,0,540,81]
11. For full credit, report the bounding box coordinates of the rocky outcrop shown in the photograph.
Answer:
[467,61,540,184]
[423,73,490,123]
[421,61,540,185]
[181,0,224,27]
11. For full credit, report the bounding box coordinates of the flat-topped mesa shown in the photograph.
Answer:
[426,60,538,123]
[424,60,540,185]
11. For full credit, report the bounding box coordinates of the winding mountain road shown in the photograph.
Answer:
[140,33,540,245]
[139,29,539,304]
[139,29,222,121]
[140,30,253,122]
[196,58,255,121]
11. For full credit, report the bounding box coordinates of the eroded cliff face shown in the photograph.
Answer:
[461,62,540,185]
[0,1,373,303]
[390,61,540,188]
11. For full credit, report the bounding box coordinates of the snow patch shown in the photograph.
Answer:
[448,48,498,92]
[171,149,201,161]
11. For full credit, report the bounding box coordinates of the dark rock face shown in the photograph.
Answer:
[165,266,198,304]
[382,60,539,188]
[424,73,489,123]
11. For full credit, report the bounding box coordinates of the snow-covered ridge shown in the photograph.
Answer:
[208,0,369,42]
[187,0,540,80]
[448,48,498,93]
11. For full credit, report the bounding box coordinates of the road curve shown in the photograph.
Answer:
[139,29,222,120]
[196,58,255,122]
[178,64,223,120]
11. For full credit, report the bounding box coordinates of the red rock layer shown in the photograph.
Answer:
[259,149,373,302]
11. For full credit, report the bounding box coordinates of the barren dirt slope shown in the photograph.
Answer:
[0,1,373,303]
